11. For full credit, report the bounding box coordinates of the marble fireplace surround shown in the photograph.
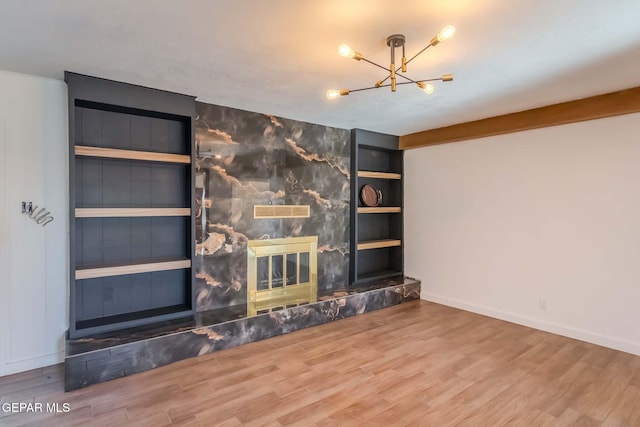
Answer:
[194,102,351,312]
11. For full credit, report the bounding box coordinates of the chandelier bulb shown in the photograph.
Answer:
[417,82,435,94]
[437,25,456,42]
[430,25,456,46]
[338,44,363,60]
[326,89,350,100]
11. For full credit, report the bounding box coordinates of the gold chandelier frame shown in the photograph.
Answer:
[327,25,455,99]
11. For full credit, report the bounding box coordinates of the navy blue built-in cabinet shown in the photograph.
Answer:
[350,129,404,285]
[66,72,196,338]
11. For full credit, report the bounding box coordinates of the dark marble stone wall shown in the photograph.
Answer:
[65,278,420,391]
[194,103,351,311]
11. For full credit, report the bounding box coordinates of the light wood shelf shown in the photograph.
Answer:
[358,207,402,214]
[76,208,191,218]
[75,146,191,164]
[76,260,191,280]
[358,171,402,180]
[357,239,402,250]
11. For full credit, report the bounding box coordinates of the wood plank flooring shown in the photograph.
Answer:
[1,300,639,426]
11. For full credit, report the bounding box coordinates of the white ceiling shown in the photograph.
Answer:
[1,0,640,136]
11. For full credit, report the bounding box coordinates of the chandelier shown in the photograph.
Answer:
[326,25,455,99]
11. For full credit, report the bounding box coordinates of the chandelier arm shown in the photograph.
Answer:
[349,86,383,93]
[405,43,433,67]
[360,57,390,73]
[350,79,440,93]
[416,77,445,82]
[377,43,434,86]
[392,80,437,88]
[395,72,419,83]
[396,81,423,87]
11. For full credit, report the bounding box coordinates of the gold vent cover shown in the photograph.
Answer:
[254,205,310,219]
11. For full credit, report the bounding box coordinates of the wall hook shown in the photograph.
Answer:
[21,201,53,227]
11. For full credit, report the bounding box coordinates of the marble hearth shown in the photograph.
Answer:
[65,277,420,391]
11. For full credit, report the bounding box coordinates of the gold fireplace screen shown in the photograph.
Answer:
[247,236,318,316]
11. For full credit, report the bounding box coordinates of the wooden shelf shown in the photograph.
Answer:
[357,239,402,251]
[75,146,191,164]
[76,259,191,280]
[358,207,402,214]
[76,208,191,218]
[358,171,402,180]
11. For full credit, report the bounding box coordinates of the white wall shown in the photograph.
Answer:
[0,70,68,376]
[405,112,640,356]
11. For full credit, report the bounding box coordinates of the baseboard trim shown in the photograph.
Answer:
[4,351,64,376]
[421,292,640,356]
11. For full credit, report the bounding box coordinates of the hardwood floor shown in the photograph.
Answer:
[1,300,639,426]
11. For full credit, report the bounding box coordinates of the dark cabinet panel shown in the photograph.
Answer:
[75,158,190,208]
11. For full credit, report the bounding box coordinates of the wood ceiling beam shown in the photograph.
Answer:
[399,85,640,150]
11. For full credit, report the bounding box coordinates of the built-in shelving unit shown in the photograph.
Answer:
[350,129,404,285]
[66,72,196,338]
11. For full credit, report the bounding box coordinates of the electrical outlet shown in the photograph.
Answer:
[539,298,548,311]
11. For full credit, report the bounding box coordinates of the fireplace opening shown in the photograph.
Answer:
[247,236,317,316]
[256,252,310,290]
